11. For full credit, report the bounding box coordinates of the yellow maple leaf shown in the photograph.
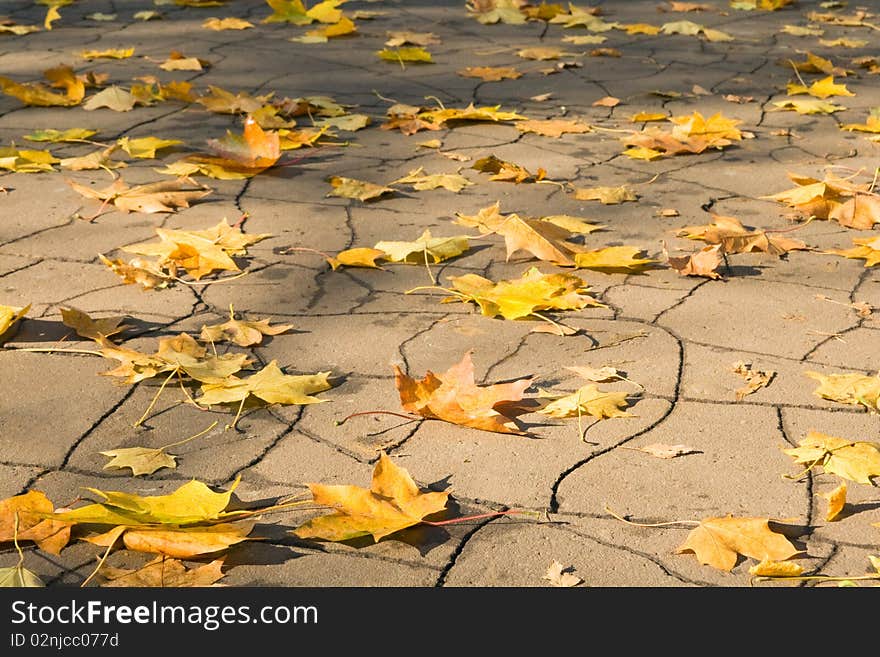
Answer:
[826,236,880,267]
[294,452,450,542]
[442,267,604,320]
[374,229,470,264]
[100,556,226,587]
[81,47,135,60]
[393,351,532,434]
[823,481,847,522]
[783,432,880,484]
[0,304,31,339]
[199,304,293,346]
[676,516,802,571]
[573,246,658,272]
[538,384,632,419]
[786,75,854,99]
[804,370,880,412]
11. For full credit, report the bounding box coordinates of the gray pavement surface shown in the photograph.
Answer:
[1,0,879,587]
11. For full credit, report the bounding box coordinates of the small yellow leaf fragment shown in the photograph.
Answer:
[748,560,805,577]
[376,47,433,63]
[732,361,775,400]
[571,185,638,204]
[202,17,254,30]
[327,176,395,201]
[823,481,847,522]
[81,48,135,60]
[0,303,30,338]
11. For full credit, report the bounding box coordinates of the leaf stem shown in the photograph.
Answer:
[605,505,699,528]
[335,410,421,426]
[134,368,177,427]
[4,347,103,356]
[159,420,219,451]
[423,510,521,526]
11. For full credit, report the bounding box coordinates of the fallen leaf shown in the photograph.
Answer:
[786,75,854,99]
[294,452,449,542]
[134,10,162,20]
[99,256,171,290]
[327,176,395,201]
[98,333,250,384]
[82,86,140,112]
[455,202,582,266]
[471,154,545,184]
[540,215,605,234]
[724,94,755,104]
[60,307,129,341]
[81,47,134,60]
[771,98,845,114]
[562,35,606,45]
[53,479,256,558]
[732,361,776,400]
[0,65,84,106]
[661,2,713,11]
[625,443,700,459]
[590,48,622,57]
[592,96,620,107]
[826,236,880,267]
[748,560,804,577]
[377,47,434,63]
[573,246,658,273]
[530,92,554,101]
[197,360,332,409]
[804,371,880,412]
[443,267,604,320]
[823,481,847,522]
[666,243,723,279]
[384,31,440,47]
[316,114,370,131]
[678,214,809,256]
[731,0,794,9]
[780,24,823,36]
[159,50,210,72]
[327,247,387,270]
[571,185,639,204]
[0,303,30,338]
[122,219,268,281]
[117,136,182,159]
[676,516,802,571]
[0,491,71,555]
[0,146,58,173]
[661,20,733,41]
[99,447,179,477]
[375,229,470,264]
[517,119,592,139]
[631,111,668,122]
[391,167,473,192]
[59,144,126,172]
[305,15,357,39]
[203,17,253,29]
[468,0,527,25]
[543,560,583,587]
[393,351,532,434]
[263,0,312,24]
[100,556,225,587]
[23,128,97,143]
[0,563,44,587]
[538,384,632,419]
[517,47,571,61]
[200,304,293,346]
[196,86,273,114]
[783,431,880,484]
[819,37,867,48]
[68,176,212,215]
[457,66,522,81]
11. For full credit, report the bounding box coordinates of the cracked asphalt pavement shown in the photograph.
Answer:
[1,0,879,587]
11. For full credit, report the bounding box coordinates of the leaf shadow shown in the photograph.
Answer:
[833,499,880,521]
